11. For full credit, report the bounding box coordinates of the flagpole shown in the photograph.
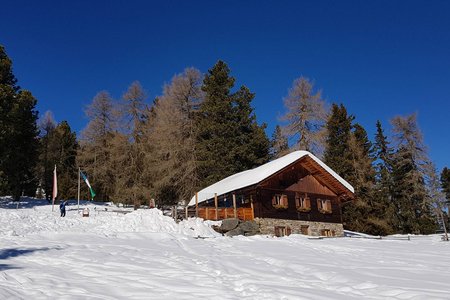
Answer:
[77,167,80,212]
[52,164,57,212]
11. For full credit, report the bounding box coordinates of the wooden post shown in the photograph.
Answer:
[439,209,449,241]
[250,195,254,220]
[214,193,218,220]
[185,206,188,219]
[233,194,237,219]
[195,192,198,217]
[205,207,209,220]
[77,167,80,212]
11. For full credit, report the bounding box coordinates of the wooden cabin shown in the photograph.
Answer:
[188,151,354,237]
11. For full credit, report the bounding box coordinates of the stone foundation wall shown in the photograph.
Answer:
[255,218,344,237]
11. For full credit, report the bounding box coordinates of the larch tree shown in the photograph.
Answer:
[149,68,203,205]
[279,77,328,157]
[112,81,150,207]
[424,162,447,234]
[77,91,117,201]
[390,113,436,234]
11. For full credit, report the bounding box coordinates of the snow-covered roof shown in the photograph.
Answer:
[188,150,354,206]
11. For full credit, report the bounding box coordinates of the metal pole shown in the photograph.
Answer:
[77,167,80,212]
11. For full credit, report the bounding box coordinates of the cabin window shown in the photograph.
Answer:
[300,225,309,235]
[274,226,291,237]
[272,194,288,209]
[295,193,311,212]
[317,199,332,214]
[320,229,334,237]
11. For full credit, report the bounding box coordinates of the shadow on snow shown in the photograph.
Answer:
[0,247,62,271]
[0,196,109,209]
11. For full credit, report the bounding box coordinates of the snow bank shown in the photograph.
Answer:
[0,198,219,238]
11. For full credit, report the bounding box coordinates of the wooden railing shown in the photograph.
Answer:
[196,207,254,221]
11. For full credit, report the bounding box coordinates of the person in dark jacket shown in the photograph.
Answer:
[60,200,67,217]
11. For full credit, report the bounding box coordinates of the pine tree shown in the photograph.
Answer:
[323,103,354,178]
[197,61,269,188]
[280,77,327,156]
[197,61,236,187]
[48,121,78,199]
[37,111,57,200]
[372,120,396,232]
[0,45,18,88]
[441,167,450,201]
[440,167,450,231]
[341,123,379,234]
[0,45,39,200]
[373,120,394,183]
[270,125,289,159]
[231,85,270,173]
[37,117,78,200]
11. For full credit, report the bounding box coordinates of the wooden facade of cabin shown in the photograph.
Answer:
[193,155,354,237]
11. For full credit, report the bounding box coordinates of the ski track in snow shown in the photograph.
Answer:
[0,198,449,299]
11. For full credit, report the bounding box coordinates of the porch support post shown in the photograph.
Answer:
[233,194,237,219]
[214,193,218,220]
[250,195,254,220]
[195,192,198,217]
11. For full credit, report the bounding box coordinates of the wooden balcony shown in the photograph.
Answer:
[194,207,254,221]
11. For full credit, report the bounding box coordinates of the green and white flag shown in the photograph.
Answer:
[80,171,96,200]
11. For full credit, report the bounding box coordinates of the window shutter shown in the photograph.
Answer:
[272,196,276,206]
[295,197,299,207]
[317,199,321,210]
[282,195,288,207]
[305,197,310,208]
[327,200,332,212]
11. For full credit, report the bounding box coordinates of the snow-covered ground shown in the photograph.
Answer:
[1,197,449,299]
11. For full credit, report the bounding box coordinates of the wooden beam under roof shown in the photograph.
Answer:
[300,156,354,199]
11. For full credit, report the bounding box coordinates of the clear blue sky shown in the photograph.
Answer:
[1,0,449,170]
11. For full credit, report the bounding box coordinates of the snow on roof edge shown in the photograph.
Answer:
[188,151,354,206]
